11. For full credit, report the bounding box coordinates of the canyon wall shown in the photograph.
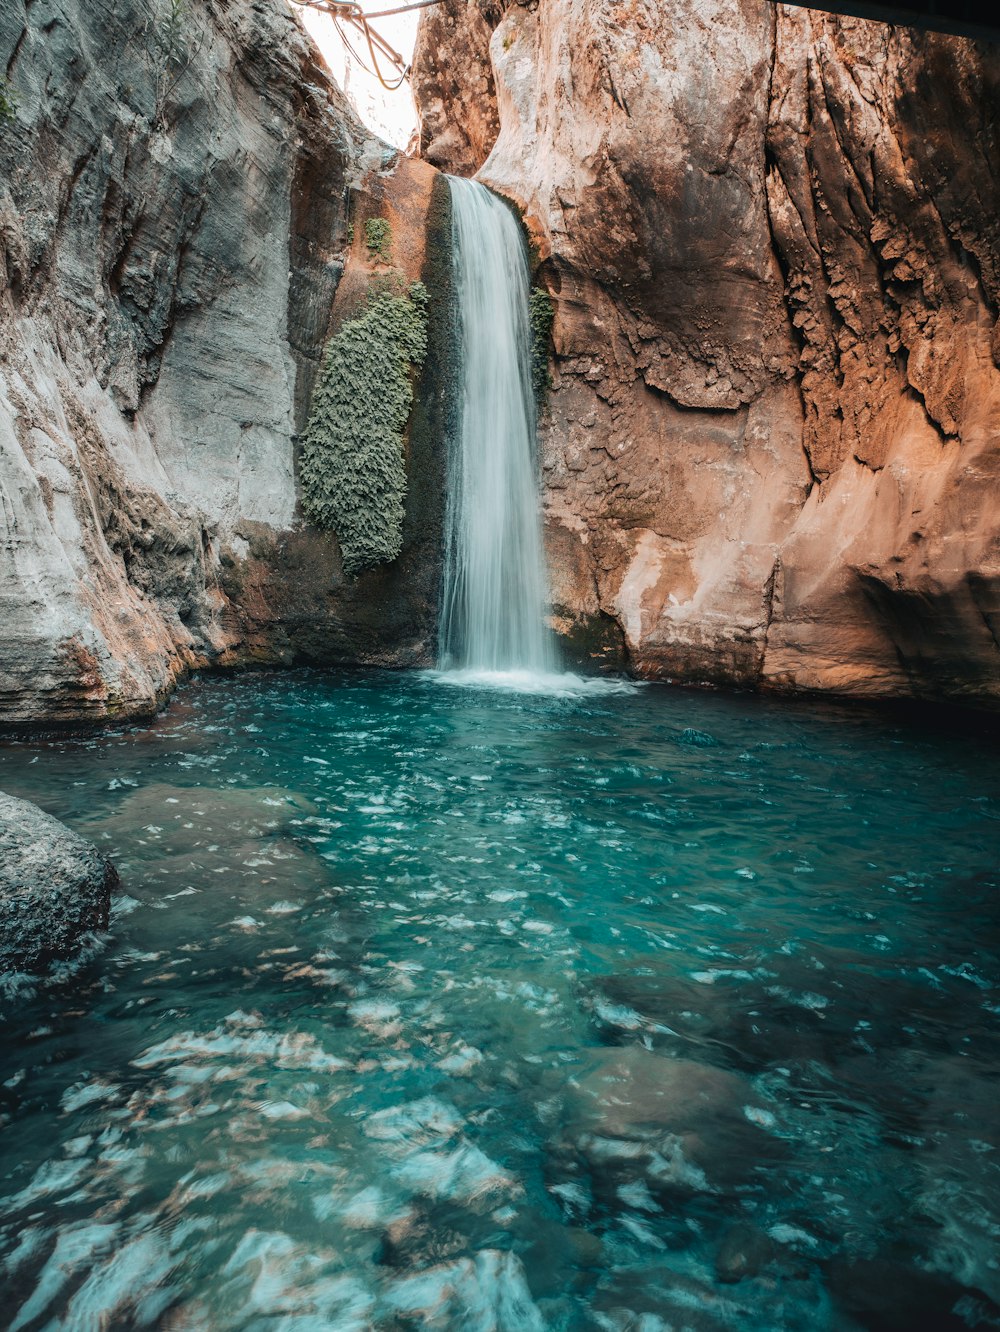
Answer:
[415,0,1000,707]
[4,0,998,725]
[0,0,443,728]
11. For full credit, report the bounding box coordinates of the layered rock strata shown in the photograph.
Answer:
[0,0,444,728]
[0,792,116,972]
[415,0,1000,707]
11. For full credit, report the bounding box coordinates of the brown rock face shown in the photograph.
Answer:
[414,0,1000,707]
[413,0,502,174]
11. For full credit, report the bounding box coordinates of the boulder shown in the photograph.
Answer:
[0,791,117,972]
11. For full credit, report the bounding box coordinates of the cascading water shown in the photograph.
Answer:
[438,175,558,679]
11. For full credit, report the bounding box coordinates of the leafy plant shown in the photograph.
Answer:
[364,217,392,263]
[156,0,190,63]
[0,77,18,125]
[300,281,428,574]
[528,286,555,399]
[148,0,205,130]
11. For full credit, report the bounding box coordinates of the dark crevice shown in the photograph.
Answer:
[135,195,207,409]
[54,144,98,243]
[817,55,877,219]
[967,573,1000,655]
[5,23,28,79]
[764,23,822,490]
[756,554,782,682]
[900,365,955,445]
[938,209,999,322]
[852,450,885,473]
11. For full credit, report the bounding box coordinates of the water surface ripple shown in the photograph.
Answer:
[0,671,998,1330]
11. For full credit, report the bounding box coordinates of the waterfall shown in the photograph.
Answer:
[438,175,557,679]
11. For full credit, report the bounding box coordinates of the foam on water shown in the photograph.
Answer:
[425,666,639,698]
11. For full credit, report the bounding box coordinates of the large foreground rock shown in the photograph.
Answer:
[0,792,116,971]
[414,0,1000,708]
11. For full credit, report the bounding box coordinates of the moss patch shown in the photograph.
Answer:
[0,78,19,125]
[529,287,554,399]
[299,280,428,575]
[365,216,392,262]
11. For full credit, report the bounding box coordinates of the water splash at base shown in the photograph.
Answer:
[424,666,639,698]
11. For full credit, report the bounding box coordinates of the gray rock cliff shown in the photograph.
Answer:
[0,0,444,728]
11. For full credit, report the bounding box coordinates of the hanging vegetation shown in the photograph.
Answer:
[299,280,428,575]
[528,286,554,400]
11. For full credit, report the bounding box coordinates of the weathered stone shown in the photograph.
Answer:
[567,1047,782,1195]
[414,0,1000,709]
[413,0,501,174]
[0,791,116,972]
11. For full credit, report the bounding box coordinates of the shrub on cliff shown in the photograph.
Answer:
[364,217,392,262]
[529,287,554,400]
[0,78,18,125]
[300,281,427,575]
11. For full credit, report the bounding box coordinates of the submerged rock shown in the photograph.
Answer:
[0,792,116,972]
[567,1047,783,1196]
[714,1223,776,1284]
[826,1256,1000,1331]
[383,1249,546,1331]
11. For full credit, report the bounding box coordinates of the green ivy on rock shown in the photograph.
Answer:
[528,286,554,400]
[300,280,428,575]
[364,217,392,262]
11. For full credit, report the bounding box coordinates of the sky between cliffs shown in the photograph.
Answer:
[296,2,420,149]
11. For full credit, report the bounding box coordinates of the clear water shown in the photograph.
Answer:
[0,670,998,1331]
[439,177,557,675]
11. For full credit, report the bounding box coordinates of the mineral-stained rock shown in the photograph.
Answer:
[0,0,446,728]
[413,0,1000,708]
[413,0,501,175]
[0,791,117,972]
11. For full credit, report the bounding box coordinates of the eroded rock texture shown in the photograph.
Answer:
[0,0,443,727]
[413,1,500,174]
[415,0,1000,706]
[0,792,116,973]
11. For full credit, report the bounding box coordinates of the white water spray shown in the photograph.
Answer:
[438,176,558,679]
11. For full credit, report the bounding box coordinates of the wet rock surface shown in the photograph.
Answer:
[0,791,116,972]
[414,0,1000,709]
